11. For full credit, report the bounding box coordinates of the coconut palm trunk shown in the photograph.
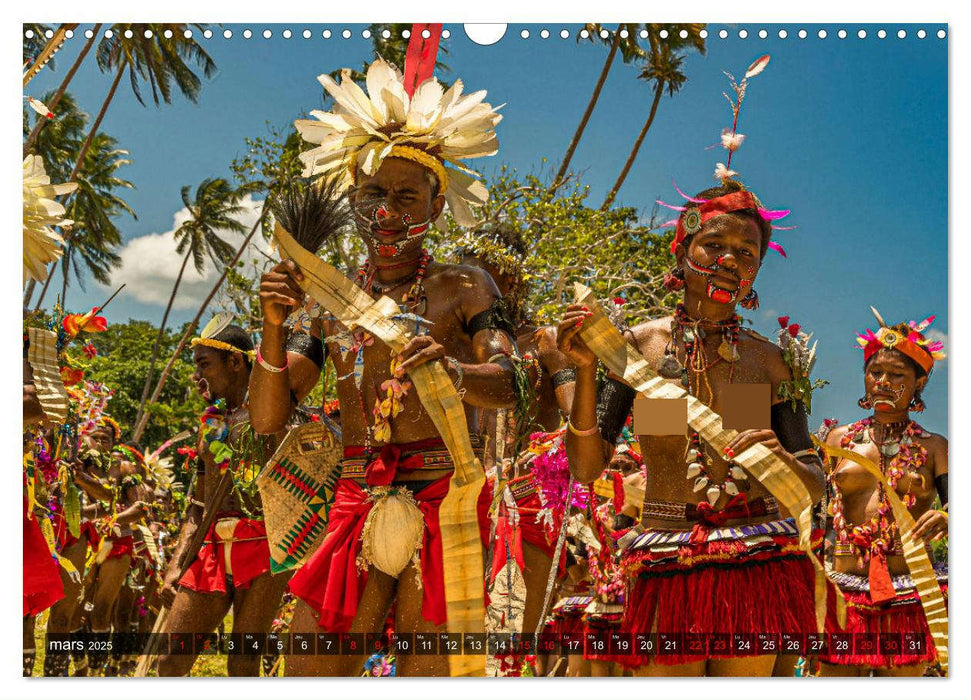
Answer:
[23,24,102,158]
[131,216,264,441]
[132,249,193,434]
[601,80,665,210]
[553,29,621,187]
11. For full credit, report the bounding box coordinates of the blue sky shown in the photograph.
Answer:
[27,23,948,435]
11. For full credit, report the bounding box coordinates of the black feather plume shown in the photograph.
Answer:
[271,177,352,255]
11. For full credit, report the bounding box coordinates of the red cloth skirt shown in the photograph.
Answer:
[490,473,565,584]
[102,535,135,560]
[53,512,101,552]
[179,516,270,593]
[821,565,947,667]
[289,470,491,633]
[619,521,820,666]
[23,496,65,616]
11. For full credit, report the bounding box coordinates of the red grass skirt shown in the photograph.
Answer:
[549,594,592,653]
[23,497,64,616]
[179,516,270,593]
[583,608,626,663]
[619,521,820,666]
[821,565,947,667]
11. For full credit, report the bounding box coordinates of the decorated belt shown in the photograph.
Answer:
[553,594,594,613]
[507,473,538,502]
[340,436,482,480]
[619,517,799,552]
[826,560,948,594]
[642,495,779,522]
[834,536,905,557]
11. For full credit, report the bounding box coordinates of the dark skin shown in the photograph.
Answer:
[557,213,825,677]
[157,345,289,677]
[820,348,946,678]
[251,157,519,677]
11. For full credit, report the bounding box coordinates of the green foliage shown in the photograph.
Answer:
[431,166,679,325]
[87,319,205,447]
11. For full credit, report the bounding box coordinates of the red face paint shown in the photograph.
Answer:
[710,287,733,304]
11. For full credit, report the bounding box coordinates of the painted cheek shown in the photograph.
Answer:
[710,288,733,304]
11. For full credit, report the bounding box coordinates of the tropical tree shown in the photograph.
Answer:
[57,133,135,305]
[26,91,134,309]
[23,23,103,157]
[554,24,646,188]
[601,24,706,210]
[131,178,252,440]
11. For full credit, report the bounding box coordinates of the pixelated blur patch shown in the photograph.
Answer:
[632,397,687,435]
[722,383,771,430]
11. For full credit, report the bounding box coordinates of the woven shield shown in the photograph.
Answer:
[257,420,342,573]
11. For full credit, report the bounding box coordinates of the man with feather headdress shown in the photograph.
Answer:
[250,46,525,676]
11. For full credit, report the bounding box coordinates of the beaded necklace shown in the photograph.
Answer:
[350,250,432,449]
[830,418,928,567]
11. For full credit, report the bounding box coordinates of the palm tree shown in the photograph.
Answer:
[24,24,103,157]
[31,23,217,295]
[23,24,54,68]
[131,178,251,439]
[554,24,646,188]
[26,92,133,309]
[601,25,706,209]
[57,134,135,306]
[601,24,706,210]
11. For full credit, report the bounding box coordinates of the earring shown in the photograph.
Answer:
[664,267,685,292]
[858,395,873,409]
[740,288,760,310]
[909,393,925,413]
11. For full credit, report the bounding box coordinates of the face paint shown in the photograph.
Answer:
[684,254,740,304]
[869,383,906,411]
[352,193,432,258]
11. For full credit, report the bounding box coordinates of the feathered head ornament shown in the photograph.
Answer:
[656,55,794,257]
[295,50,502,228]
[856,307,945,374]
[190,313,256,359]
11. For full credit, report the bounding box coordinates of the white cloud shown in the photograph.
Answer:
[103,195,268,311]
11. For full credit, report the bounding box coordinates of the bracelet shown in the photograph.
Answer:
[568,419,600,437]
[189,498,205,509]
[445,356,464,391]
[256,345,288,373]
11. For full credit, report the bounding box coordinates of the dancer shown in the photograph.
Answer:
[251,53,522,676]
[556,56,826,676]
[156,322,289,677]
[819,311,947,676]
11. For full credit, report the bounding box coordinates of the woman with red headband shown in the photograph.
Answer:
[556,55,827,677]
[818,310,947,676]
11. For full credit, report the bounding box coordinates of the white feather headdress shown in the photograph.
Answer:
[295,58,501,227]
[23,154,77,284]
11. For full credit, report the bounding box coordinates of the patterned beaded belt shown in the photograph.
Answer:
[642,495,779,522]
[826,560,948,594]
[507,473,538,502]
[339,436,482,480]
[619,517,799,552]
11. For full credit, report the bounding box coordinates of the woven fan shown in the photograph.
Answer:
[257,420,342,573]
[27,327,68,423]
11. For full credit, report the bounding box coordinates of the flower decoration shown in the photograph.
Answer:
[856,309,945,373]
[23,154,77,283]
[775,315,828,413]
[62,308,108,338]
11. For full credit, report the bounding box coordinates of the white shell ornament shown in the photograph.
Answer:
[706,485,722,506]
[359,487,424,577]
[693,476,710,493]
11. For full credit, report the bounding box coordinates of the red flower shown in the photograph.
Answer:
[613,297,626,305]
[63,308,108,337]
[777,316,790,328]
[788,324,801,337]
[309,414,321,423]
[60,366,85,386]
[82,342,97,358]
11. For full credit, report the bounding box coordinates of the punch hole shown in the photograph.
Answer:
[341,29,351,39]
[738,29,748,39]
[679,29,688,39]
[302,29,311,39]
[85,29,94,39]
[562,29,571,39]
[382,29,391,39]
[580,28,590,39]
[758,29,768,39]
[718,29,728,39]
[858,29,867,39]
[263,29,273,39]
[223,29,233,39]
[659,29,669,39]
[817,29,827,39]
[104,29,114,38]
[362,29,372,39]
[937,29,946,39]
[837,29,847,39]
[632,397,688,436]
[619,28,629,39]
[442,29,451,39]
[124,29,133,39]
[45,29,54,38]
[164,29,173,38]
[897,29,907,39]
[284,29,293,39]
[182,29,191,39]
[722,384,771,431]
[203,29,213,39]
[521,29,530,39]
[24,29,34,39]
[600,29,609,39]
[877,29,887,39]
[699,29,708,39]
[143,29,153,39]
[65,29,74,38]
[464,24,507,46]
[422,29,431,39]
[639,29,648,38]
[541,29,550,39]
[322,29,331,39]
[243,29,252,39]
[778,29,787,39]
[798,29,807,39]
[917,29,926,39]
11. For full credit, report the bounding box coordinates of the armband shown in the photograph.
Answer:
[285,332,324,369]
[464,298,515,339]
[596,376,636,445]
[550,367,576,388]
[770,402,815,455]
[935,473,948,509]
